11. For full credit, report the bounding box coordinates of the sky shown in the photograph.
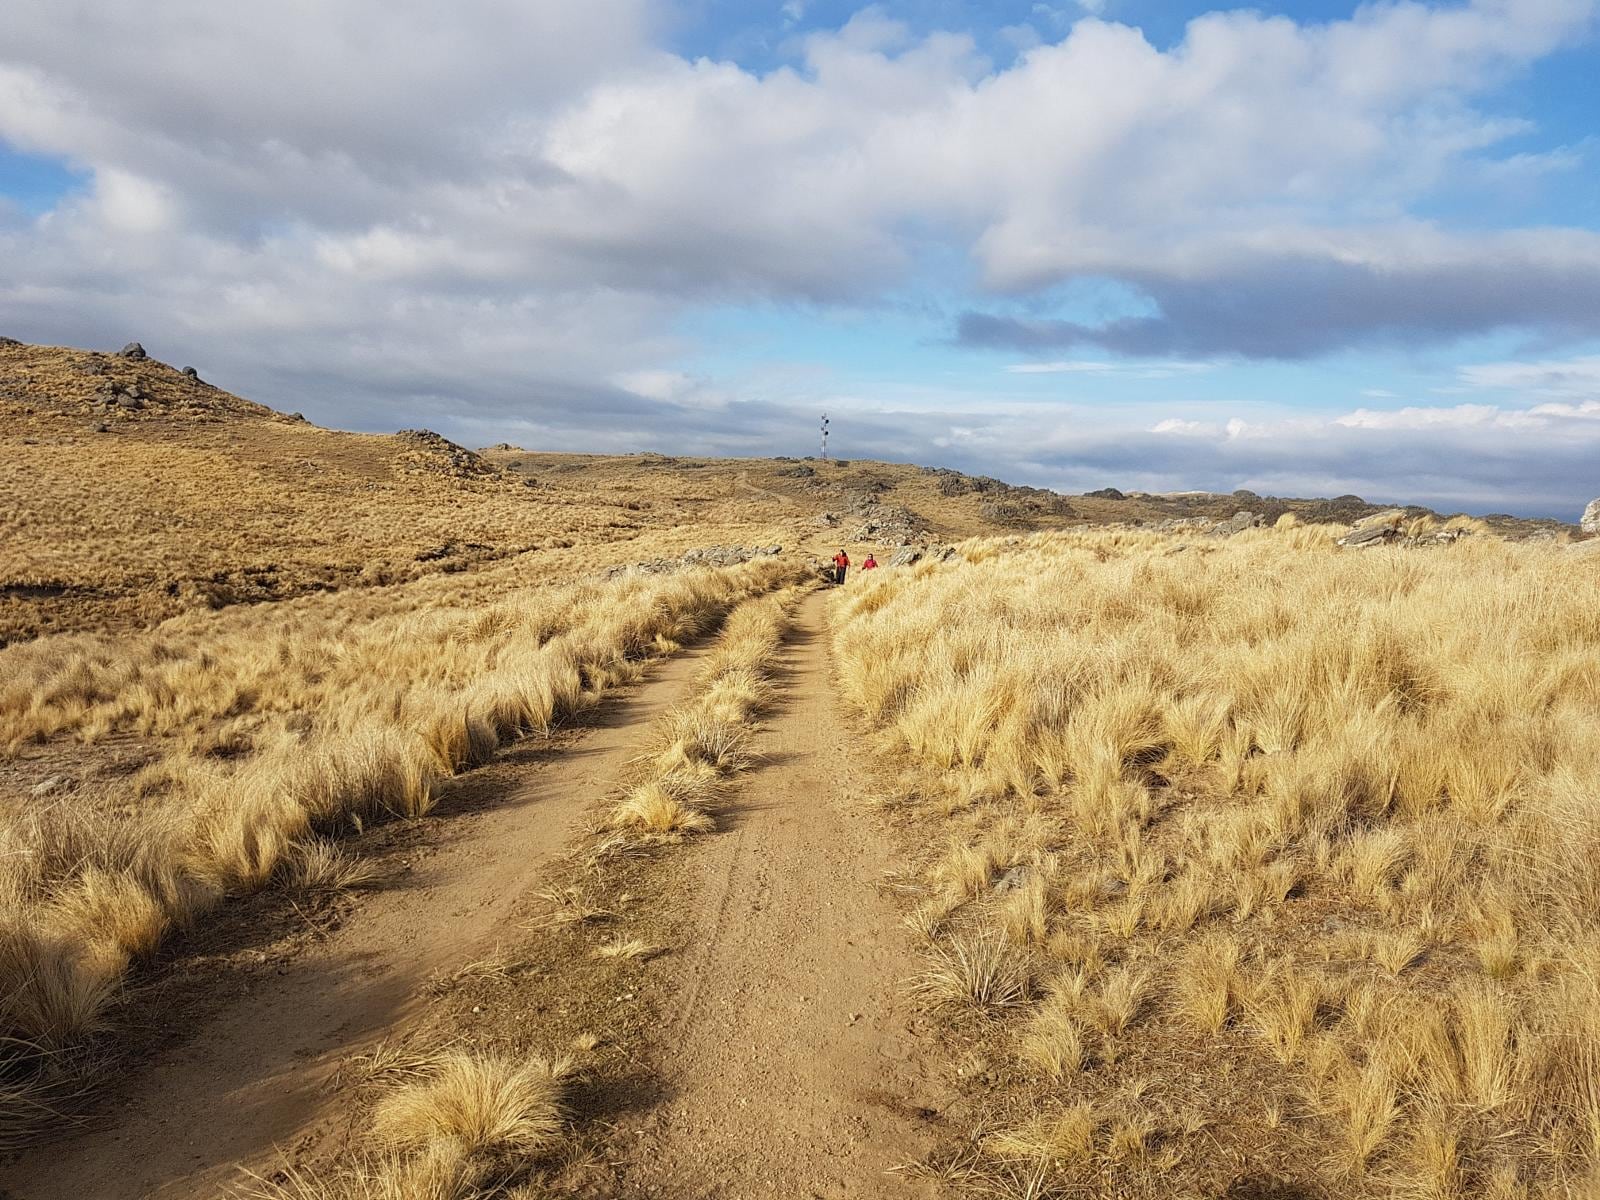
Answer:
[1,1,1597,518]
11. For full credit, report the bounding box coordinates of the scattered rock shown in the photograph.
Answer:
[182,366,199,379]
[816,511,839,526]
[118,342,147,360]
[777,464,815,478]
[608,544,783,578]
[125,384,144,400]
[90,421,110,433]
[116,395,145,410]
[0,336,21,348]
[1582,498,1600,535]
[29,776,67,798]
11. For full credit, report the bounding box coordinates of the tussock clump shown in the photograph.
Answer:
[609,588,799,841]
[372,1052,572,1160]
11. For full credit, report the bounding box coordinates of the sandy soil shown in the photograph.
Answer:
[609,592,945,1199]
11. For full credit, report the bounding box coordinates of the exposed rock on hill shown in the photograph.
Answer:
[1583,498,1600,535]
[608,545,784,577]
[395,428,496,479]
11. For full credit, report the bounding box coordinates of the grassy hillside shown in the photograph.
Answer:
[3,338,1570,647]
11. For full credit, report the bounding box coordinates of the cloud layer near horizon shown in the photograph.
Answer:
[1,0,1597,516]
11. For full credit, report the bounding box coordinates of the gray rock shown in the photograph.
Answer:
[1217,510,1263,536]
[116,395,144,410]
[125,384,144,400]
[0,336,21,348]
[118,342,147,360]
[1582,498,1600,535]
[182,366,199,379]
[29,776,66,798]
[90,421,110,433]
[1338,523,1400,548]
[993,866,1028,894]
[887,545,923,567]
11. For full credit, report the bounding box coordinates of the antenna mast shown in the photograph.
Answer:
[820,412,829,461]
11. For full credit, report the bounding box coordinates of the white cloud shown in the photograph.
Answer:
[1458,355,1600,396]
[0,0,1597,516]
[1006,359,1217,376]
[1151,418,1214,435]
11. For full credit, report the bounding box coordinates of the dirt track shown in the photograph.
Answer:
[5,591,941,1199]
[611,592,942,1198]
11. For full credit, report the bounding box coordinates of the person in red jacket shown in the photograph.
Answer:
[832,548,850,585]
[861,552,878,571]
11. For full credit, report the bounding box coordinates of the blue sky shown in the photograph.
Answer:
[2,0,1598,517]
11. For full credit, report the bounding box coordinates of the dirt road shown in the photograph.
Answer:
[6,592,944,1199]
[611,591,943,1199]
[2,646,718,1200]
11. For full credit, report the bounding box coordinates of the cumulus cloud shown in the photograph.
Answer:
[0,0,1596,512]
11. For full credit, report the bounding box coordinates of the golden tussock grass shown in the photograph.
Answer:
[831,526,1600,1195]
[0,556,800,1141]
[240,1051,574,1200]
[609,587,800,838]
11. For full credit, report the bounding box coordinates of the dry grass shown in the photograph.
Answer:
[831,525,1600,1195]
[0,556,800,1141]
[371,1052,571,1159]
[242,1051,574,1200]
[609,588,799,838]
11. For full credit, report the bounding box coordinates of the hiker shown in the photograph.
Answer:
[862,552,878,571]
[832,548,850,585]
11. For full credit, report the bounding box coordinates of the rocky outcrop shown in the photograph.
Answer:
[1216,510,1264,536]
[395,428,495,479]
[118,342,147,360]
[886,544,956,567]
[1582,499,1600,535]
[607,545,783,578]
[1338,523,1401,548]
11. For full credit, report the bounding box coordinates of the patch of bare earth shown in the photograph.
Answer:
[607,592,947,1199]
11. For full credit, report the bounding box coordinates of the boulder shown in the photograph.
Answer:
[116,395,144,410]
[118,342,147,360]
[182,366,199,379]
[1085,487,1126,500]
[1582,498,1600,535]
[1338,523,1400,548]
[1217,510,1263,536]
